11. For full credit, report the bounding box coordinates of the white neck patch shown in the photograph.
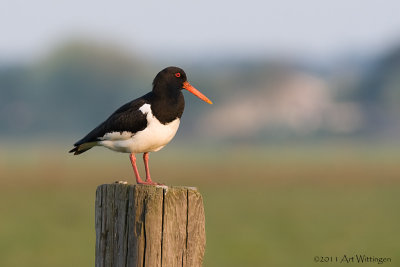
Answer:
[139,103,152,114]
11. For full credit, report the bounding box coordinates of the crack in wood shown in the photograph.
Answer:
[124,188,130,266]
[160,188,165,267]
[142,196,147,267]
[185,189,189,267]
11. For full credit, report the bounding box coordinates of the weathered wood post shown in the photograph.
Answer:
[95,184,206,267]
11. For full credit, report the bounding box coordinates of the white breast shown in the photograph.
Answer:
[99,104,180,153]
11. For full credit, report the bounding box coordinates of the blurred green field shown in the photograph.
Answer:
[0,142,399,267]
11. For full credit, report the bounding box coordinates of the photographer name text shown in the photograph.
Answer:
[314,255,391,264]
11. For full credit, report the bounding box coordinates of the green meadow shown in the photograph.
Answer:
[0,142,399,267]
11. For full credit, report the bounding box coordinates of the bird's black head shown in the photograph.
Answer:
[152,66,213,104]
[152,66,187,96]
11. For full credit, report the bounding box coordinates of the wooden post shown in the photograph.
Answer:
[95,184,206,267]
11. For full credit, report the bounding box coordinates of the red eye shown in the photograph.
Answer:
[175,72,181,78]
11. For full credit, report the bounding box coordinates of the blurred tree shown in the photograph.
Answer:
[0,39,151,136]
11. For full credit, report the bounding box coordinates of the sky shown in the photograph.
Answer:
[1,0,400,61]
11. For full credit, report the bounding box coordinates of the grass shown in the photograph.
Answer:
[0,141,399,266]
[204,186,400,266]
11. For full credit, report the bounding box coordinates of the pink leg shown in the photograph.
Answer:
[143,152,152,182]
[143,152,160,185]
[129,153,146,184]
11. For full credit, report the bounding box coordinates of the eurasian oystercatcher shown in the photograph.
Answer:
[69,66,212,185]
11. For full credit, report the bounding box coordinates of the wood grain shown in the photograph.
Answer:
[95,184,205,267]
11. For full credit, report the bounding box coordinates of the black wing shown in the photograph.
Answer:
[69,93,152,155]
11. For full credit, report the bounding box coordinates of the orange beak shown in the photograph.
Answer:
[183,81,213,104]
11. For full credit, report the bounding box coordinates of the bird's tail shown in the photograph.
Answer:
[69,142,96,155]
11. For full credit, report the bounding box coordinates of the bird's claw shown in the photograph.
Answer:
[137,180,164,186]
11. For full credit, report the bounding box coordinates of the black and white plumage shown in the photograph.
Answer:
[69,66,212,185]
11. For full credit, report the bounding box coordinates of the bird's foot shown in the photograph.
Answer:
[137,180,164,186]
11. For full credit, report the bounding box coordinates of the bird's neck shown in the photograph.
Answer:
[151,90,185,124]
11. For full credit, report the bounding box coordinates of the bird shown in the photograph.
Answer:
[69,66,212,185]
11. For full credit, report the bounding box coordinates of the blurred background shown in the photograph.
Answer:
[1,1,399,266]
